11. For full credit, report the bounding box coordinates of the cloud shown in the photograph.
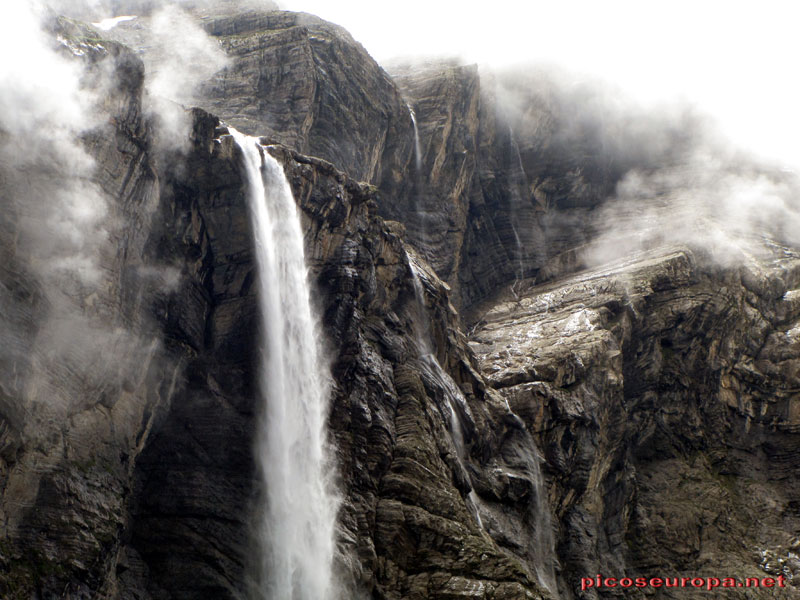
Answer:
[279,1,800,171]
[36,1,231,152]
[0,1,171,426]
[144,4,230,148]
[0,1,107,286]
[586,154,800,269]
[484,64,800,271]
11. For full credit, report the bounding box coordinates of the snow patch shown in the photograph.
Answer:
[92,15,137,31]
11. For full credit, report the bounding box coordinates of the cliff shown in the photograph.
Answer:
[471,245,800,599]
[124,111,556,599]
[0,6,798,600]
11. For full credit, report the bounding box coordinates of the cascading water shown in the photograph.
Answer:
[429,356,485,530]
[508,127,527,298]
[409,256,432,354]
[231,129,338,600]
[409,256,484,528]
[409,256,559,597]
[511,223,525,283]
[526,434,559,597]
[408,103,422,174]
[407,103,429,259]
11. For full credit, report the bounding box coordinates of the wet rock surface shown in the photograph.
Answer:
[121,113,556,599]
[470,244,800,598]
[0,18,168,599]
[387,61,547,309]
[1,7,799,600]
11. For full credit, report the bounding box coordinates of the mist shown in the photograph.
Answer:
[488,65,800,273]
[40,0,232,153]
[139,4,230,149]
[6,0,797,304]
[262,1,799,274]
[1,0,226,288]
[1,0,797,594]
[0,0,166,442]
[2,0,796,398]
[1,1,106,286]
[281,0,800,170]
[44,0,278,20]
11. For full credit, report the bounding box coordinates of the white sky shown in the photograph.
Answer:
[279,0,800,168]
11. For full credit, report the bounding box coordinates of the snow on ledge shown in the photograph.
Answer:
[92,15,137,31]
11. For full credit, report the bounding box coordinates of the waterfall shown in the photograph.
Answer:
[407,103,429,259]
[408,255,432,355]
[231,130,338,600]
[409,260,558,597]
[409,256,484,529]
[408,103,422,174]
[508,127,527,298]
[528,441,559,597]
[499,412,559,597]
[511,222,525,280]
[440,366,484,529]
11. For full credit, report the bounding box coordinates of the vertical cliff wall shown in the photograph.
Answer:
[1,7,799,600]
[198,10,414,188]
[470,246,800,598]
[53,102,555,599]
[0,17,170,597]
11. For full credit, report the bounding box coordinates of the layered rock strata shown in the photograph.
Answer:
[470,245,800,598]
[124,110,558,599]
[0,17,168,598]
[1,8,799,600]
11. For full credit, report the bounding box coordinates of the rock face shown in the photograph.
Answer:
[1,7,800,600]
[385,65,700,311]
[198,10,415,187]
[382,61,544,309]
[470,245,800,598]
[122,111,556,599]
[380,61,603,309]
[125,8,652,311]
[0,19,562,592]
[0,17,169,598]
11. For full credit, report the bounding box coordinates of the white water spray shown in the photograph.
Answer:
[407,102,431,260]
[410,239,558,597]
[231,130,338,600]
[408,102,422,174]
[409,257,485,529]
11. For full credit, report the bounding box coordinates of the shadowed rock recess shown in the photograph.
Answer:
[1,7,799,600]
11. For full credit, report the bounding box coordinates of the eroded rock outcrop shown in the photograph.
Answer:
[198,10,415,188]
[122,110,558,599]
[470,244,800,598]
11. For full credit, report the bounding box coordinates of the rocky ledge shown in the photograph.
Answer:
[470,243,800,598]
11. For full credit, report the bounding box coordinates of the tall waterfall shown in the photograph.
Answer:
[408,103,422,174]
[231,130,338,600]
[407,103,429,259]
